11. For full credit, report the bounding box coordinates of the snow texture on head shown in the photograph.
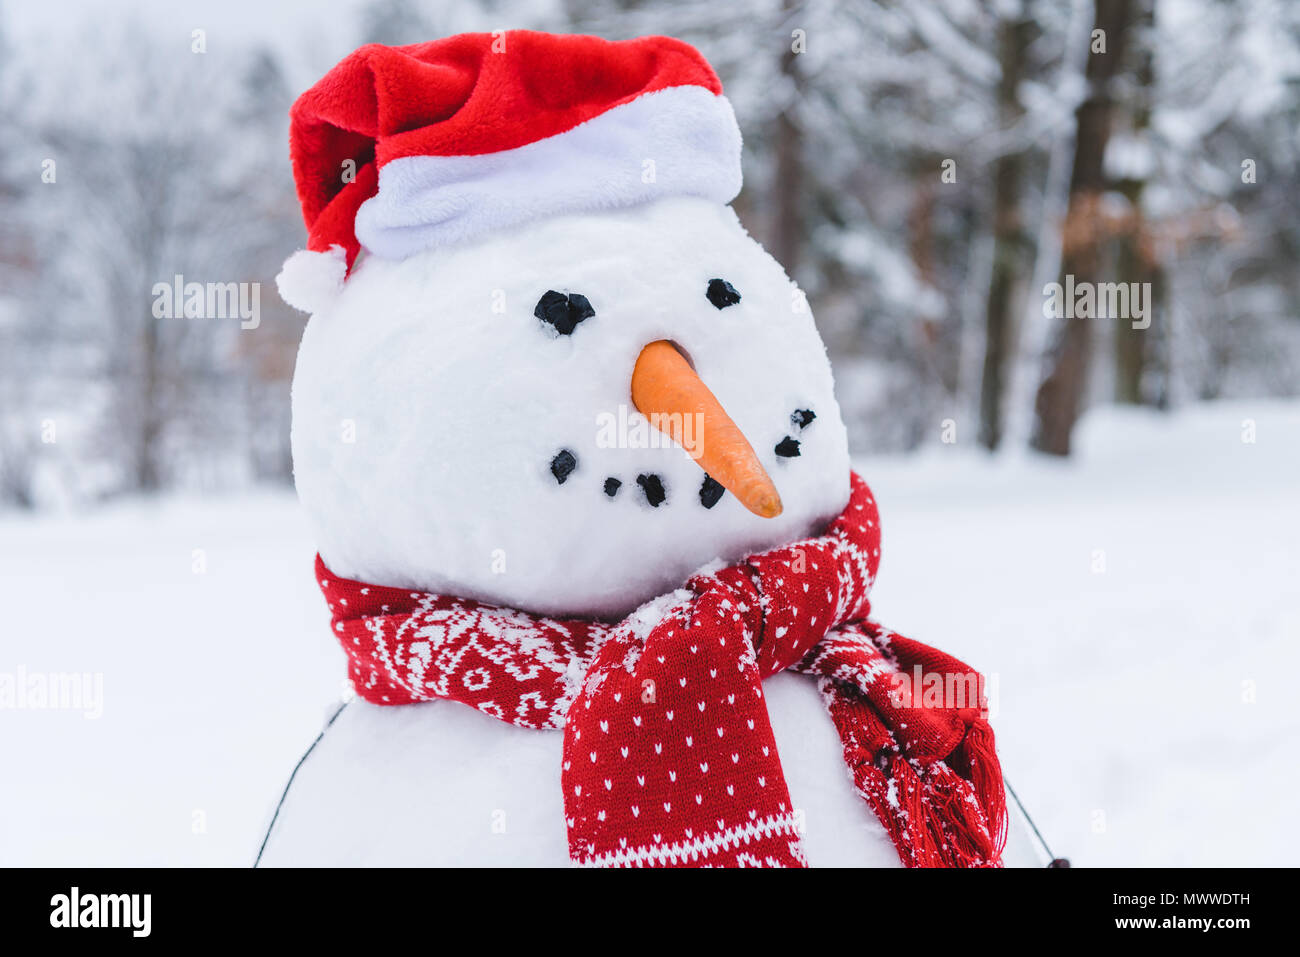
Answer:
[290,196,850,619]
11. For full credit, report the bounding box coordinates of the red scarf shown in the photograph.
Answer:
[317,473,1006,867]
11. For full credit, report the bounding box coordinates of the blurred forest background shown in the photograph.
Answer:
[1,0,1297,510]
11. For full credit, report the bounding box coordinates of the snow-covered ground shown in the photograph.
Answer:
[2,399,1296,866]
[0,494,341,866]
[864,401,1300,867]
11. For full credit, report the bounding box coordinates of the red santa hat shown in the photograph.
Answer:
[277,31,742,313]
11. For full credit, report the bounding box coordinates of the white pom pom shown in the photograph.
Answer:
[276,245,348,314]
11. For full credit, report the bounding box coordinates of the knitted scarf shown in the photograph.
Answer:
[317,473,1006,867]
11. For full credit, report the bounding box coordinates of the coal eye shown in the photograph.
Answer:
[535,290,595,335]
[706,278,741,310]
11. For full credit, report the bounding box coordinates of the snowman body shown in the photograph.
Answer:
[259,683,1044,866]
[261,675,900,865]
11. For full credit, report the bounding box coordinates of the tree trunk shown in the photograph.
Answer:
[1113,0,1162,405]
[1031,0,1134,456]
[135,302,163,493]
[770,0,804,275]
[978,14,1035,451]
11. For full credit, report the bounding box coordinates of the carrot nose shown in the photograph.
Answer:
[630,340,783,519]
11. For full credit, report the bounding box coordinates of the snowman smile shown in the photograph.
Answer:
[556,341,819,516]
[557,339,795,519]
[541,280,787,518]
[551,343,816,514]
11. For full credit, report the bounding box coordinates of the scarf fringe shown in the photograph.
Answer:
[859,750,1003,868]
[964,721,1009,860]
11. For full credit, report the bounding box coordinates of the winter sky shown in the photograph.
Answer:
[4,0,372,87]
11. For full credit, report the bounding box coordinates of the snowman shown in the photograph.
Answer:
[260,32,1047,867]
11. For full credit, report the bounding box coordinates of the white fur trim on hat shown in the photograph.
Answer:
[354,86,743,260]
[276,245,348,314]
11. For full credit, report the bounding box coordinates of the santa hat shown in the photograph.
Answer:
[277,31,742,313]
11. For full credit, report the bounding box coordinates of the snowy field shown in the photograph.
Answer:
[2,399,1296,867]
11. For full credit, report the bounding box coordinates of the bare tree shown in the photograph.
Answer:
[978,8,1037,450]
[1111,0,1165,406]
[1031,0,1134,456]
[18,27,302,495]
[769,0,805,275]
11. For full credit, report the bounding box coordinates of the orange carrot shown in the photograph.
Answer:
[630,340,783,519]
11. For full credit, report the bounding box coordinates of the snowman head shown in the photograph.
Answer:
[280,33,850,618]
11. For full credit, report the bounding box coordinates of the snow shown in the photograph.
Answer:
[292,196,850,619]
[862,400,1300,867]
[0,493,340,866]
[2,398,1295,866]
